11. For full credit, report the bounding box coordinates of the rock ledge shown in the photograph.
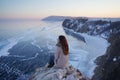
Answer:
[30,66,88,80]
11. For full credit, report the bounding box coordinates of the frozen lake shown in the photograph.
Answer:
[0,20,108,79]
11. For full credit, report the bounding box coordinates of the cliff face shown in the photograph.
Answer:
[62,18,120,80]
[92,32,120,80]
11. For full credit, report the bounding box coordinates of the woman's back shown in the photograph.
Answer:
[54,46,68,68]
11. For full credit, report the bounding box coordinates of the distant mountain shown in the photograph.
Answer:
[42,16,73,21]
[41,16,87,21]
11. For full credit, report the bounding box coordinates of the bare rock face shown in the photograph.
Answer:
[29,66,88,80]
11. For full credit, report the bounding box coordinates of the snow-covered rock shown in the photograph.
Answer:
[30,66,88,80]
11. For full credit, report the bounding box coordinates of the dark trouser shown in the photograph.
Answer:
[48,55,55,68]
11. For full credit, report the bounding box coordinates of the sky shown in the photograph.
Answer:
[0,0,120,19]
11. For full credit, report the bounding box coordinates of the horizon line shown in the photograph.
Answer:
[0,15,120,20]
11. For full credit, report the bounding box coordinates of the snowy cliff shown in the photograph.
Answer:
[62,18,120,39]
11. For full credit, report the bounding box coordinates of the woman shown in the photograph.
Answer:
[45,35,69,68]
[54,35,69,68]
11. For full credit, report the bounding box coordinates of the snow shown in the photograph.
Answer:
[113,58,117,61]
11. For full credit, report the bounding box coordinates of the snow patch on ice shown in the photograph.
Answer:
[113,58,117,61]
[0,37,23,57]
[21,53,39,61]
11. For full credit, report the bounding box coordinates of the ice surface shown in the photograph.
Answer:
[65,28,108,78]
[21,53,39,61]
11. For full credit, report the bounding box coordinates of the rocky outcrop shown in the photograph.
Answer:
[63,28,86,42]
[30,66,88,80]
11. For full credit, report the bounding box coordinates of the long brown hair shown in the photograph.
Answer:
[58,35,69,55]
